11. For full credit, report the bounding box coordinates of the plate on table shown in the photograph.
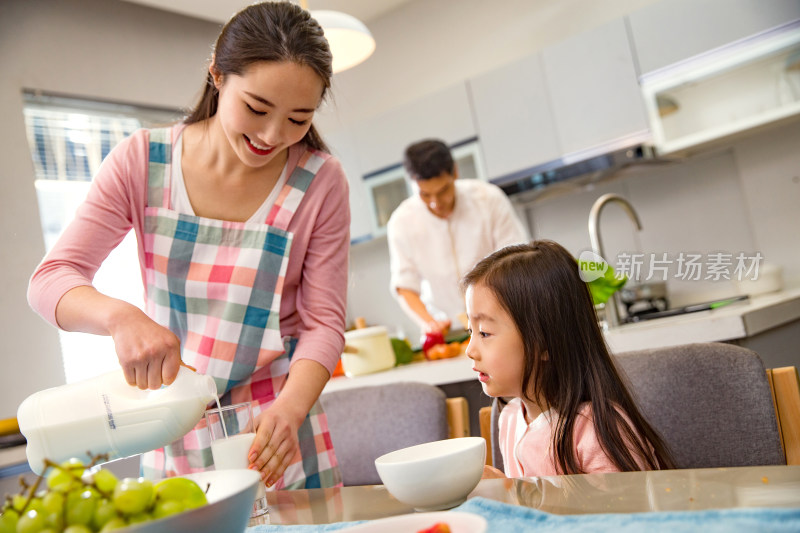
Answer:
[341,511,487,533]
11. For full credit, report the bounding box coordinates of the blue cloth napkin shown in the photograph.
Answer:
[246,497,800,532]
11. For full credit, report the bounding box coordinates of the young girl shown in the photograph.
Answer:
[28,2,348,489]
[462,240,675,477]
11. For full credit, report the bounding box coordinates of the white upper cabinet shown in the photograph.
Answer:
[352,82,477,175]
[322,127,374,242]
[628,0,800,75]
[541,18,649,156]
[467,53,561,181]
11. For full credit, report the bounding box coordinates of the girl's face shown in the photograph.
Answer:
[464,283,526,398]
[212,60,324,169]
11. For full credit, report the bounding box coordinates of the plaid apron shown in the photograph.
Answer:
[139,127,341,489]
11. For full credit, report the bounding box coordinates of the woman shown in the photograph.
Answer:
[28,2,348,489]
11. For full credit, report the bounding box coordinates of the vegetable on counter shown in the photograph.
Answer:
[422,332,469,361]
[390,337,415,366]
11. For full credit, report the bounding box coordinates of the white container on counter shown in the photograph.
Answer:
[342,326,396,377]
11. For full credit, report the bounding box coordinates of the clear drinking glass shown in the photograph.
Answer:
[205,402,268,518]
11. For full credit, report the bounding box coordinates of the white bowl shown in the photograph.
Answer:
[122,469,260,533]
[374,437,486,511]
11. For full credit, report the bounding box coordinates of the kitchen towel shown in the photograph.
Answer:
[246,496,800,532]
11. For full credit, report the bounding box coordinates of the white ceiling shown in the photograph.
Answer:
[120,0,412,24]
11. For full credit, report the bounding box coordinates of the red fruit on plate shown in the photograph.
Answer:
[422,331,446,359]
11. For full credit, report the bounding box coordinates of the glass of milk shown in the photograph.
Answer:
[205,402,268,518]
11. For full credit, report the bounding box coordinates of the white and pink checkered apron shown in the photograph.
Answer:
[139,128,341,489]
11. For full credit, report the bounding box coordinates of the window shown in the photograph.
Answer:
[23,91,182,383]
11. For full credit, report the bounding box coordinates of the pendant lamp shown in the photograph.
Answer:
[300,1,376,73]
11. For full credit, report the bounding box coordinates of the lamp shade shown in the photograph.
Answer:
[312,10,376,73]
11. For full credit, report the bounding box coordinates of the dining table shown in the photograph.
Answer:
[245,464,800,531]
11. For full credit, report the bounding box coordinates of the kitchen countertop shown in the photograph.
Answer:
[604,286,800,353]
[324,287,800,393]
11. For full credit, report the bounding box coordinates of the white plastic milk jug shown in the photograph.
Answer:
[17,366,217,475]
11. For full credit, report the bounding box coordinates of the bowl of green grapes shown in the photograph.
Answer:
[0,457,261,533]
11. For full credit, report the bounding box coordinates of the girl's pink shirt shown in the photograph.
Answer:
[27,125,350,374]
[498,398,650,477]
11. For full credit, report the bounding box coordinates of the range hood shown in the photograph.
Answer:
[490,131,661,199]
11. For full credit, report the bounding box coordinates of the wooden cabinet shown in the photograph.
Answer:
[628,0,800,75]
[541,17,649,156]
[468,53,561,181]
[352,82,477,176]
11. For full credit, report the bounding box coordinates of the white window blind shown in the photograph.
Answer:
[23,91,182,383]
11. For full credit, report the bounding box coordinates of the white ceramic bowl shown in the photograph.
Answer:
[375,437,486,512]
[122,469,260,533]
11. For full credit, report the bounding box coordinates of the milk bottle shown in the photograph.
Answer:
[17,366,217,475]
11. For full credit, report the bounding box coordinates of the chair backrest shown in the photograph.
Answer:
[615,342,785,468]
[319,382,449,486]
[767,366,800,465]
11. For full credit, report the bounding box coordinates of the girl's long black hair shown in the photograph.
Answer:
[462,240,676,474]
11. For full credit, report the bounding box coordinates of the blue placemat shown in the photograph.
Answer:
[246,497,800,532]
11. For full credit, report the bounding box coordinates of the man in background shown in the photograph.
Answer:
[387,139,528,338]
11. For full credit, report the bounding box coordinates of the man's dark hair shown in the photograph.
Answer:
[403,139,454,181]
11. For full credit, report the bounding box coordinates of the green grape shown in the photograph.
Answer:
[99,517,127,531]
[65,488,98,527]
[0,510,18,533]
[154,476,208,510]
[15,509,45,533]
[64,526,93,533]
[112,477,154,515]
[91,499,117,531]
[42,510,63,531]
[152,499,184,520]
[126,512,150,524]
[28,498,44,516]
[92,468,119,496]
[40,492,63,516]
[9,495,26,513]
[45,467,74,493]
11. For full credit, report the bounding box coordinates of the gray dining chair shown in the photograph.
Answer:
[484,342,785,473]
[319,382,450,486]
[615,342,785,468]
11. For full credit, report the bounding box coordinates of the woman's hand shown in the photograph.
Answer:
[54,286,181,390]
[108,305,182,390]
[249,406,304,487]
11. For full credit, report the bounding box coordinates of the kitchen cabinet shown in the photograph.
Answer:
[352,82,477,176]
[628,0,800,75]
[640,22,800,155]
[467,53,561,181]
[323,128,374,242]
[541,18,649,157]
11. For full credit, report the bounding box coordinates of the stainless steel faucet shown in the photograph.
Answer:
[588,194,642,328]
